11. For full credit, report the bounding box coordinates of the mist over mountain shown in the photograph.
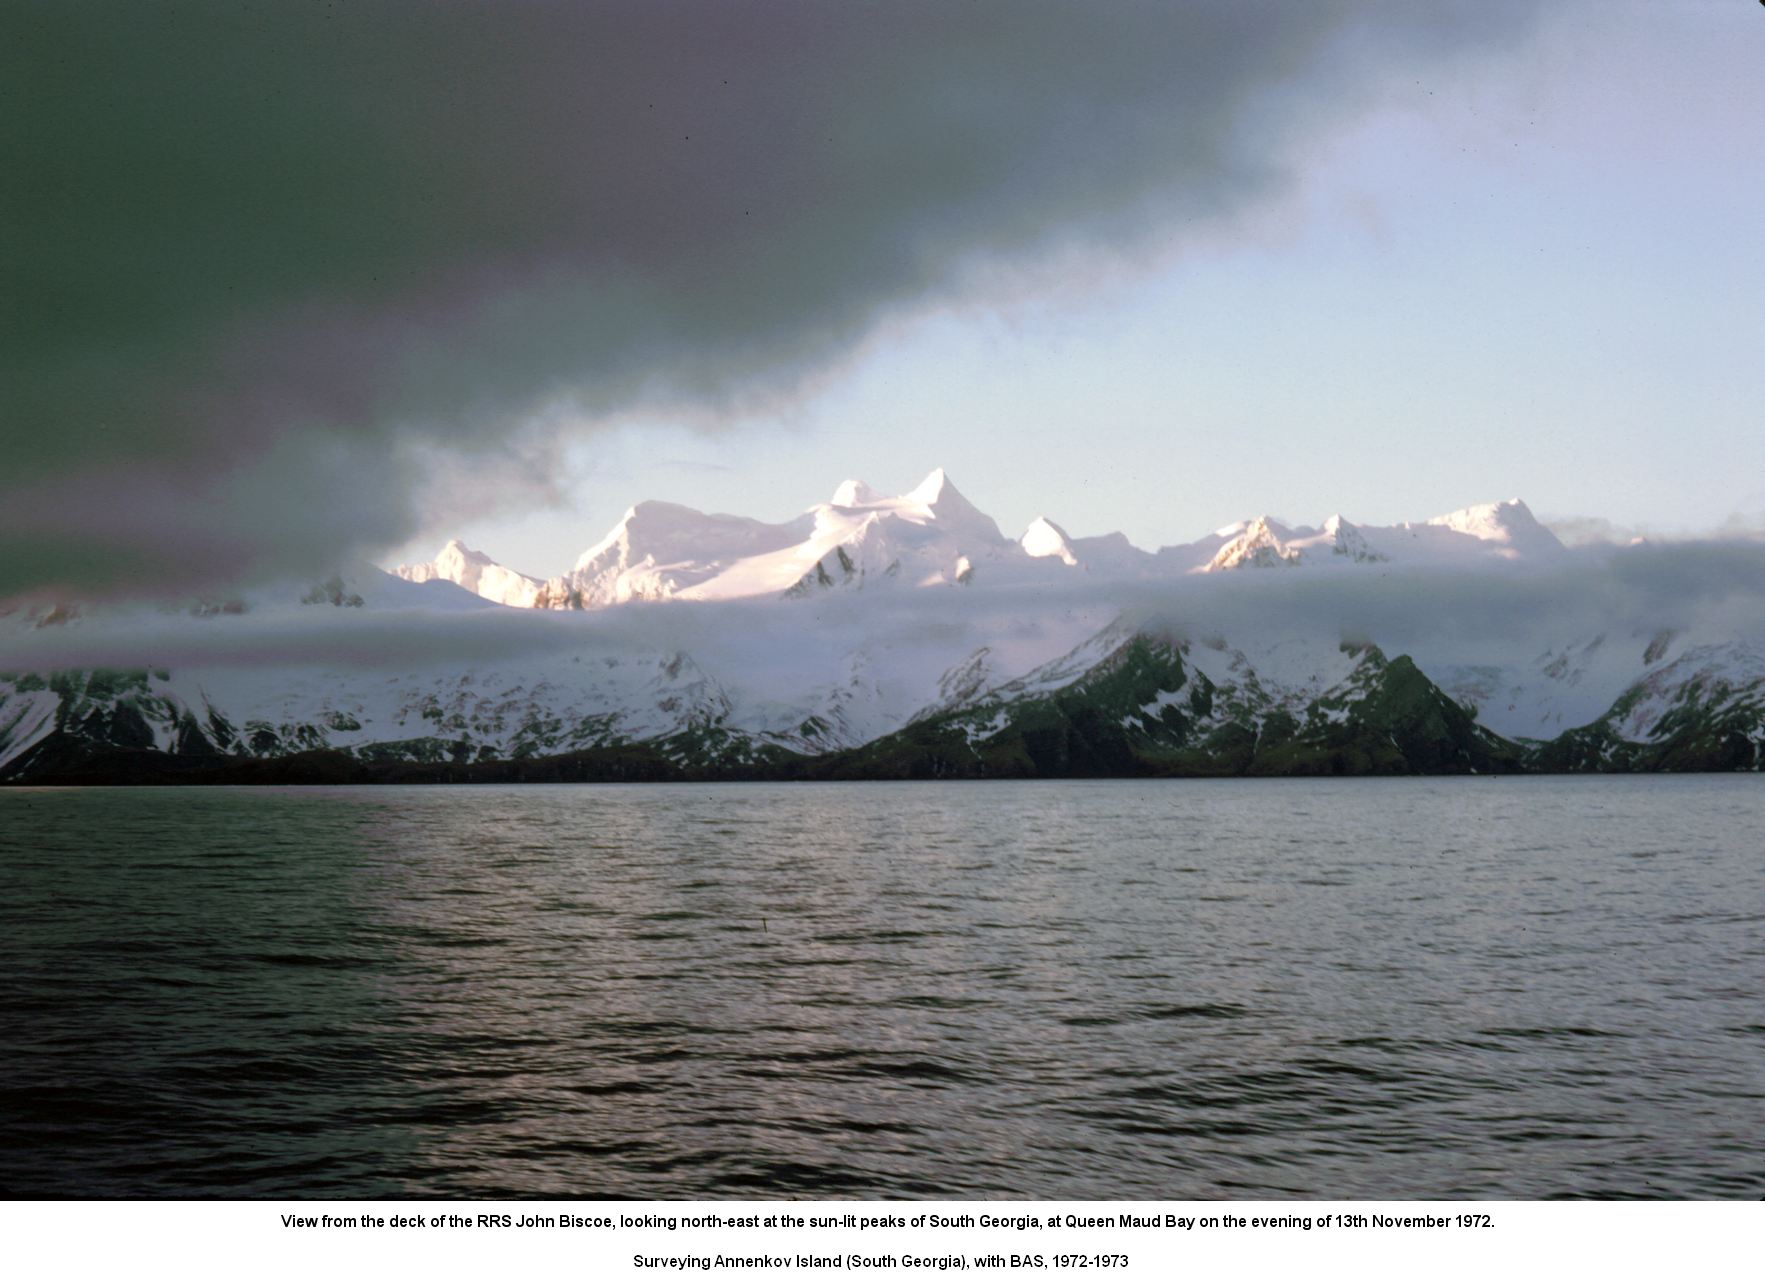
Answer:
[5,470,1762,783]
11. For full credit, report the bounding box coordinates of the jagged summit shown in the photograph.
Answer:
[906,466,953,505]
[1206,516,1299,571]
[898,468,1007,544]
[22,477,1757,785]
[393,473,1570,609]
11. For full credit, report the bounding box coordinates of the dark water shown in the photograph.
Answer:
[1,777,1761,1199]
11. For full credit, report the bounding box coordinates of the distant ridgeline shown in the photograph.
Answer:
[4,632,1761,784]
[4,471,1762,783]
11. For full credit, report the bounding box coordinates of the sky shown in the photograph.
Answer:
[7,1,1763,598]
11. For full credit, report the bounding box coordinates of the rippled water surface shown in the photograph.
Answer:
[2,777,1761,1199]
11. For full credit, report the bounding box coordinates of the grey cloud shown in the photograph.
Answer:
[1122,541,1765,659]
[1712,512,1765,542]
[5,1,1546,601]
[1545,513,1765,547]
[0,604,615,674]
[1542,516,1648,547]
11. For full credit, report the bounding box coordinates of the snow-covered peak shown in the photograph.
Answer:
[1021,517,1154,574]
[439,539,494,567]
[830,478,879,507]
[392,476,1577,612]
[393,540,542,607]
[1206,517,1300,571]
[574,505,637,567]
[1021,516,1079,566]
[1425,498,1563,557]
[1322,515,1383,564]
[575,501,683,572]
[901,468,1007,544]
[907,466,953,505]
[1184,500,1563,572]
[575,501,812,572]
[552,500,814,607]
[809,468,1007,540]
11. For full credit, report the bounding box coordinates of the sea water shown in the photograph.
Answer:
[1,777,1759,1198]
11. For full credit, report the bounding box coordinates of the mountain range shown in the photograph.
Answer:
[392,467,1565,607]
[3,470,1761,783]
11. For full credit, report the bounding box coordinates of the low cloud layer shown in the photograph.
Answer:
[5,1,1544,601]
[7,541,1764,679]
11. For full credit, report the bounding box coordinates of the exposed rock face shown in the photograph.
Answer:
[9,625,1758,784]
[6,475,1756,785]
[1206,518,1302,571]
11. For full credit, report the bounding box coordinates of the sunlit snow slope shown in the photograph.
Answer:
[4,471,1761,780]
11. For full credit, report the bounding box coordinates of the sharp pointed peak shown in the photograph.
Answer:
[906,466,956,504]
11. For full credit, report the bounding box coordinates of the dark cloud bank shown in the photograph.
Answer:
[6,1,1545,601]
